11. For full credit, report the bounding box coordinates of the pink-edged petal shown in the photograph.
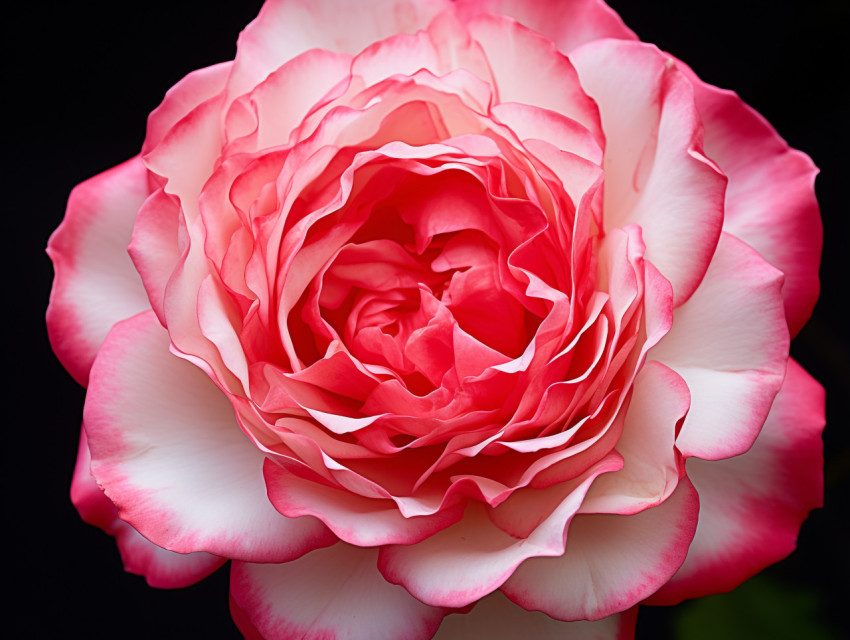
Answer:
[47,156,152,385]
[127,188,182,323]
[142,61,232,156]
[228,0,453,100]
[230,543,445,640]
[378,456,620,608]
[84,310,336,562]
[580,361,688,515]
[649,232,788,460]
[264,458,464,546]
[570,40,726,305]
[229,594,266,640]
[467,15,603,143]
[647,358,824,604]
[434,591,637,640]
[683,66,821,336]
[502,478,698,621]
[454,0,637,54]
[71,429,225,588]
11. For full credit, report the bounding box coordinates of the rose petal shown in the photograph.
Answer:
[570,40,726,305]
[71,429,225,588]
[683,64,822,336]
[231,544,445,640]
[649,232,788,460]
[84,310,336,562]
[501,478,698,621]
[377,455,621,608]
[580,361,687,515]
[434,591,637,640]
[47,156,152,385]
[646,359,824,604]
[229,0,453,101]
[454,0,637,54]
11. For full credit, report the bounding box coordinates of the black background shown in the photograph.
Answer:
[6,1,847,638]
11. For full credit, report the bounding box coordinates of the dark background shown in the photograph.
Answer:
[6,1,846,637]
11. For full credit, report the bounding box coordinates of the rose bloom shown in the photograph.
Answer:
[48,0,824,638]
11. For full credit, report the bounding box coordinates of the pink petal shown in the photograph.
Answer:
[434,591,637,640]
[71,429,225,588]
[377,456,620,608]
[128,187,182,323]
[502,478,698,621]
[570,40,726,305]
[647,359,824,604]
[84,310,336,562]
[649,232,788,460]
[230,544,444,640]
[467,14,603,144]
[454,0,637,54]
[580,361,688,515]
[142,61,232,156]
[684,64,821,336]
[264,458,464,546]
[228,0,453,100]
[46,156,152,385]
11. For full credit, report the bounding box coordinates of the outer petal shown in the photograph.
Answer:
[142,61,233,156]
[502,478,699,621]
[434,592,636,640]
[570,40,726,306]
[646,359,824,604]
[228,0,453,100]
[454,0,637,54]
[684,66,821,336]
[649,232,788,460]
[580,361,688,516]
[230,544,445,640]
[71,430,225,588]
[84,310,336,562]
[46,156,152,385]
[377,456,622,608]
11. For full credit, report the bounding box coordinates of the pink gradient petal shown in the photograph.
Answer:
[229,0,453,100]
[684,66,821,336]
[468,15,603,143]
[570,40,726,305]
[454,0,637,54]
[143,62,232,156]
[650,232,788,460]
[264,458,464,546]
[128,187,182,323]
[580,361,688,515]
[71,430,225,588]
[231,544,445,640]
[47,156,152,385]
[377,456,621,608]
[84,310,336,562]
[434,591,637,640]
[646,359,824,604]
[502,478,698,621]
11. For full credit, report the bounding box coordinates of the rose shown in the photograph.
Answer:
[47,0,824,638]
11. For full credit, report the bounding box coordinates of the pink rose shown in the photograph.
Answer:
[47,1,824,638]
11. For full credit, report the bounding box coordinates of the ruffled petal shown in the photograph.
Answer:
[570,40,726,305]
[434,591,636,640]
[682,64,821,336]
[650,232,788,460]
[71,429,225,588]
[646,359,824,604]
[47,156,152,385]
[231,544,445,640]
[84,310,336,562]
[501,478,698,621]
